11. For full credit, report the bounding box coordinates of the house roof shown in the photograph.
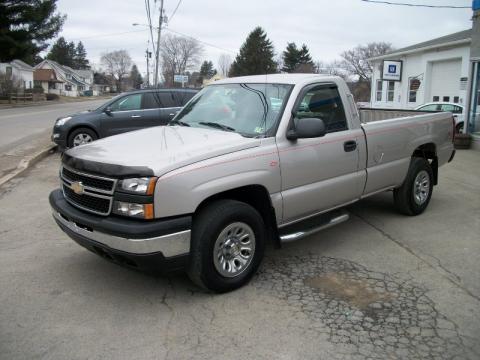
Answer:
[35,60,89,86]
[11,59,34,71]
[370,29,472,61]
[34,69,62,82]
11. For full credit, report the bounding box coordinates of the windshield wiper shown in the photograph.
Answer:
[169,119,190,127]
[199,122,235,132]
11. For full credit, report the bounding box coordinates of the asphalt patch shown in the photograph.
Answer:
[254,255,475,359]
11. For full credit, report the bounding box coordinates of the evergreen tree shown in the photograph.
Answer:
[199,60,217,79]
[46,37,76,67]
[74,41,90,69]
[229,27,277,77]
[0,0,65,64]
[282,43,300,73]
[282,42,314,73]
[129,65,143,89]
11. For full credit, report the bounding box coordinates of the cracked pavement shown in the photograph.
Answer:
[0,151,479,359]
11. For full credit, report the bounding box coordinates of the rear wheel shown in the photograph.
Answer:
[68,128,97,148]
[187,199,266,293]
[393,157,433,216]
[456,122,464,133]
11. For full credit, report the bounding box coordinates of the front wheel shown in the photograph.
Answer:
[393,157,433,216]
[187,199,266,293]
[68,128,98,148]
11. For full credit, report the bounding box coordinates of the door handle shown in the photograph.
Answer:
[131,115,141,118]
[344,140,357,152]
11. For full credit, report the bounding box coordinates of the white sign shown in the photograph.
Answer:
[174,75,189,83]
[382,60,403,82]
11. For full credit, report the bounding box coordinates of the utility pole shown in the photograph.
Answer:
[153,0,164,87]
[146,49,151,87]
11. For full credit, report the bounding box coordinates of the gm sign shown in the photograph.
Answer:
[382,60,403,81]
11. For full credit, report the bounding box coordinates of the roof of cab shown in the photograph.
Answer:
[214,73,338,85]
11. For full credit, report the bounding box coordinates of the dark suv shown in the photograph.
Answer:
[52,88,198,148]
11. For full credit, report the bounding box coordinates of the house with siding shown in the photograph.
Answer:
[0,59,34,90]
[34,60,91,97]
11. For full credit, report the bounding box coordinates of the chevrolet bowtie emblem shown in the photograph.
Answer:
[71,181,85,195]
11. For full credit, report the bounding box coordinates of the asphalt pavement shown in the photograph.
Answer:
[0,150,479,359]
[0,99,108,178]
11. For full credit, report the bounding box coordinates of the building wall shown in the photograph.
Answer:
[0,63,33,89]
[370,45,470,109]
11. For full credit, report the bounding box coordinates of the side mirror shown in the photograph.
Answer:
[287,117,326,141]
[103,107,112,115]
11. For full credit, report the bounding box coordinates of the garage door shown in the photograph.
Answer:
[429,59,461,103]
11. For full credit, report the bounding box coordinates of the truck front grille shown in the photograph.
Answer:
[60,166,117,216]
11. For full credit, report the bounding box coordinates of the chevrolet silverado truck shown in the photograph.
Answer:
[49,74,456,293]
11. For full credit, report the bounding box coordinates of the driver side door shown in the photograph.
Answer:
[278,84,365,224]
[100,93,143,137]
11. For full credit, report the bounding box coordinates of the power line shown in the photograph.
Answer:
[145,0,156,54]
[165,28,237,54]
[361,0,470,9]
[168,0,183,23]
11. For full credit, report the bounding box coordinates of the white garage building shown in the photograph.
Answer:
[369,30,471,109]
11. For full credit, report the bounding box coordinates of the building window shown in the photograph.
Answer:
[376,80,383,101]
[409,79,421,103]
[443,96,450,102]
[453,96,459,103]
[65,84,72,91]
[433,96,440,102]
[387,81,395,102]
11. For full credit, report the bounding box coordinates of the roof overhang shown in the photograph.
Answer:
[369,38,471,62]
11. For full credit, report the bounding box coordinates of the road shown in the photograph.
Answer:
[0,99,107,154]
[0,150,479,359]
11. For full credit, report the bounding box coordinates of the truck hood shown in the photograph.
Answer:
[63,126,261,178]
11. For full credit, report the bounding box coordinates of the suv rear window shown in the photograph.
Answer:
[174,91,196,106]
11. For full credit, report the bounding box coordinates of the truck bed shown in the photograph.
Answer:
[359,108,433,123]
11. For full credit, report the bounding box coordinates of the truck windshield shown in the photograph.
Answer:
[171,83,293,137]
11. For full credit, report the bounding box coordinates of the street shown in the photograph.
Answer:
[0,99,108,178]
[0,150,478,359]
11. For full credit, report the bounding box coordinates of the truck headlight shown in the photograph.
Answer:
[55,116,72,126]
[117,177,157,195]
[112,201,154,219]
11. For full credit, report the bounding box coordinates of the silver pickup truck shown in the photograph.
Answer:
[49,74,456,292]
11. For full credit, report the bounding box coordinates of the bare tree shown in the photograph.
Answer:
[160,34,203,87]
[217,54,232,77]
[101,50,133,92]
[315,60,349,80]
[0,71,23,96]
[339,42,393,85]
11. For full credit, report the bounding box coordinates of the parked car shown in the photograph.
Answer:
[51,88,198,148]
[49,74,455,293]
[415,102,464,133]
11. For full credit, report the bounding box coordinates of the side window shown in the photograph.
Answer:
[454,106,463,114]
[295,85,348,133]
[110,94,142,111]
[142,92,160,109]
[441,104,463,114]
[155,92,176,108]
[174,91,196,106]
[418,104,440,112]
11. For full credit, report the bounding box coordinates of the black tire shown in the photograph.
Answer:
[68,128,98,148]
[455,122,464,134]
[187,199,266,293]
[393,157,433,216]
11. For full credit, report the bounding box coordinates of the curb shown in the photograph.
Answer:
[0,144,57,187]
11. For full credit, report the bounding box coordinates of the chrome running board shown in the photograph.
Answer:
[279,210,350,243]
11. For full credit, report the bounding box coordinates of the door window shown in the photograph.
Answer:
[418,104,440,112]
[441,104,463,114]
[110,94,142,111]
[295,85,348,133]
[387,81,395,102]
[142,92,160,109]
[155,92,176,108]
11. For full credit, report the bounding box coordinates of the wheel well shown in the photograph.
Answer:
[412,143,438,185]
[195,185,280,248]
[67,125,99,143]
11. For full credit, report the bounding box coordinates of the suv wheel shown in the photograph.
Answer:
[393,157,433,216]
[68,128,98,148]
[188,199,266,293]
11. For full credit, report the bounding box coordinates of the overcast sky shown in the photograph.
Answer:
[52,0,472,80]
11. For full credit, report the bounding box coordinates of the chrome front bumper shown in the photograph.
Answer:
[52,211,191,257]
